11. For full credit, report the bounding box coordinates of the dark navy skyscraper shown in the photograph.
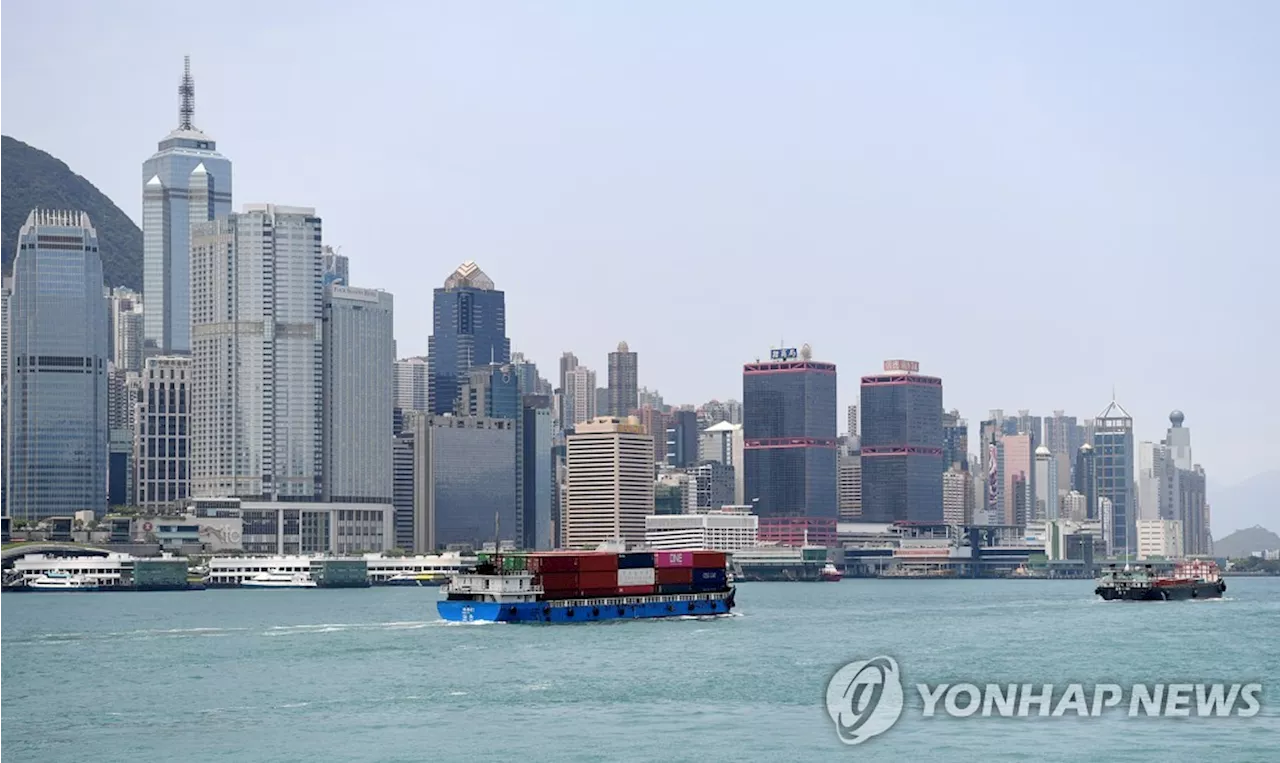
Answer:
[859,360,944,522]
[742,345,837,520]
[428,262,510,415]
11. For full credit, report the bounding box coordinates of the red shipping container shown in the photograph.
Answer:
[654,550,695,568]
[577,553,620,573]
[537,571,579,591]
[618,585,655,595]
[655,567,693,585]
[528,554,580,574]
[578,589,616,598]
[692,551,726,569]
[578,570,618,591]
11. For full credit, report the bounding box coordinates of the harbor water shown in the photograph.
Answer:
[3,578,1278,762]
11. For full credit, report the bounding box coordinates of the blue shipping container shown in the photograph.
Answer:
[692,568,727,590]
[618,552,655,569]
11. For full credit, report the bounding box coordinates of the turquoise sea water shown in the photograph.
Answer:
[3,579,1278,762]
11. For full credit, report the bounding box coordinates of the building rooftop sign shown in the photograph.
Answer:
[771,348,799,361]
[883,359,920,373]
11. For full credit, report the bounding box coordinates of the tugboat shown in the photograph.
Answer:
[1095,560,1226,601]
[819,562,843,582]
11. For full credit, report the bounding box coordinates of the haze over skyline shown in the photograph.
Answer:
[3,1,1277,497]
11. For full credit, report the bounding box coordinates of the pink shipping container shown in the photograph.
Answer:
[654,550,695,568]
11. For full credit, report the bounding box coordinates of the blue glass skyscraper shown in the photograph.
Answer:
[6,210,109,519]
[859,360,944,522]
[428,262,510,415]
[142,57,232,355]
[1093,400,1135,555]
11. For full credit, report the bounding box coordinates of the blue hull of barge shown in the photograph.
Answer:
[437,589,736,623]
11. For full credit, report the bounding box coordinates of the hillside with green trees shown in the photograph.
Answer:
[2,135,142,289]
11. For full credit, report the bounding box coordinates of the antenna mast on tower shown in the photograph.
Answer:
[178,55,195,130]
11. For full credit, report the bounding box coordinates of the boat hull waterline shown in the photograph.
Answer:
[437,589,736,623]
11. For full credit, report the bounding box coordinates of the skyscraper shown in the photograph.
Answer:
[107,287,144,372]
[699,421,745,505]
[321,245,349,286]
[838,441,863,520]
[1093,399,1135,555]
[742,344,837,520]
[941,409,968,470]
[323,285,394,503]
[457,363,521,419]
[190,205,322,500]
[665,409,699,468]
[564,365,597,426]
[998,433,1034,525]
[521,395,555,550]
[607,341,639,417]
[859,360,943,523]
[142,57,232,355]
[428,262,509,415]
[409,414,518,551]
[846,405,858,440]
[564,416,654,548]
[394,356,430,413]
[6,210,108,520]
[1073,443,1097,519]
[134,355,191,510]
[1033,445,1057,521]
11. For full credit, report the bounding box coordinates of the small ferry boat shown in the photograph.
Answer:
[438,549,735,624]
[384,572,447,587]
[27,571,99,591]
[241,571,317,589]
[1095,560,1226,601]
[819,562,842,582]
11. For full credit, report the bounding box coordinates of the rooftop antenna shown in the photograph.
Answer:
[178,55,195,130]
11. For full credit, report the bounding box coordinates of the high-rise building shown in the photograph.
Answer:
[323,285,394,503]
[457,363,520,419]
[394,356,429,414]
[693,461,736,509]
[142,57,232,355]
[392,431,417,551]
[846,405,858,440]
[1093,399,1135,555]
[1073,443,1098,519]
[521,395,555,550]
[1,276,9,511]
[941,409,968,470]
[859,359,943,523]
[428,262,509,415]
[1015,410,1042,449]
[1044,411,1084,456]
[1137,441,1175,522]
[1165,410,1193,469]
[511,352,550,396]
[410,414,518,551]
[1062,491,1088,521]
[637,405,669,465]
[998,433,1034,525]
[1033,445,1057,521]
[838,442,863,520]
[1137,519,1184,560]
[743,345,837,521]
[107,287,144,372]
[564,365,597,426]
[699,421,745,505]
[637,386,664,411]
[666,409,699,468]
[134,355,191,510]
[1164,410,1210,556]
[559,352,579,397]
[942,468,969,524]
[607,341,639,417]
[190,205,322,500]
[5,210,108,520]
[563,416,654,548]
[321,245,349,286]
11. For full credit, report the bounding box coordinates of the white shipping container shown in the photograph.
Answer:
[616,567,656,586]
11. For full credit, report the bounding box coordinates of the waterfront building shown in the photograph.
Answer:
[6,210,108,520]
[564,365,597,426]
[563,416,654,548]
[1093,399,1136,555]
[607,341,638,417]
[323,285,394,503]
[190,205,322,500]
[859,359,943,523]
[134,355,191,510]
[142,57,232,355]
[666,408,699,468]
[189,497,392,555]
[644,507,759,551]
[699,421,745,505]
[392,431,416,551]
[743,344,838,522]
[407,414,518,552]
[1137,519,1184,560]
[427,262,509,415]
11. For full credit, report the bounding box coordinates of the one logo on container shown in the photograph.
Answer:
[825,656,904,745]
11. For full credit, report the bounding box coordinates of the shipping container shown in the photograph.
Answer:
[577,553,620,573]
[500,554,527,572]
[618,584,655,595]
[537,571,579,591]
[578,588,617,598]
[654,550,695,568]
[617,567,656,587]
[578,570,618,591]
[692,568,727,590]
[657,583,694,594]
[655,567,693,585]
[618,552,655,569]
[528,554,580,574]
[691,551,726,569]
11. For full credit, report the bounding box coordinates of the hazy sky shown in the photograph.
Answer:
[3,2,1277,496]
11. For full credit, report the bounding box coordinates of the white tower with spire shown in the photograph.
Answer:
[142,56,233,355]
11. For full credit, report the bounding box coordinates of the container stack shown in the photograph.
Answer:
[488,549,729,600]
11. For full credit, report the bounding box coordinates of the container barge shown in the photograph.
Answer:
[437,549,735,623]
[1095,560,1226,601]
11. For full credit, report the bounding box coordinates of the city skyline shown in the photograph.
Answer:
[2,3,1276,503]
